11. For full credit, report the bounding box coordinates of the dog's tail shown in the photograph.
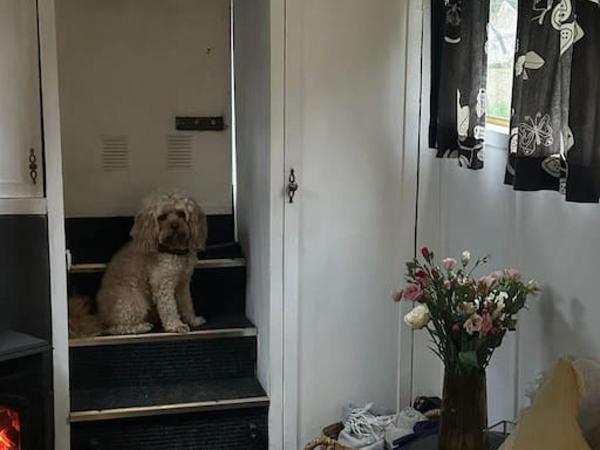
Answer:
[68,296,103,338]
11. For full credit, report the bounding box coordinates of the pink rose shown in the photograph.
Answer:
[506,269,521,280]
[464,313,483,335]
[443,280,452,290]
[478,275,496,291]
[452,324,461,334]
[403,284,423,302]
[490,270,505,280]
[442,258,457,271]
[392,289,404,303]
[480,311,493,336]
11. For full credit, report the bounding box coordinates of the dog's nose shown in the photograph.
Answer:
[171,222,179,230]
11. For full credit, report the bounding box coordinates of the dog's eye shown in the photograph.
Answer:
[157,213,168,221]
[176,211,186,219]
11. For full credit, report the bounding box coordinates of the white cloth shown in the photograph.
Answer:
[384,408,428,448]
[337,404,395,450]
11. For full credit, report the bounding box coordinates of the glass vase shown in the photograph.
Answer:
[438,368,488,450]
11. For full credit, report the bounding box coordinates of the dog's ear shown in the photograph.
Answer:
[130,203,159,251]
[186,199,208,251]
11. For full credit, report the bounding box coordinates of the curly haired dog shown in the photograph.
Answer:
[69,193,208,336]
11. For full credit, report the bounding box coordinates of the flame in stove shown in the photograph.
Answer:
[0,407,20,450]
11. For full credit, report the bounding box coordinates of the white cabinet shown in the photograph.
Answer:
[0,0,43,199]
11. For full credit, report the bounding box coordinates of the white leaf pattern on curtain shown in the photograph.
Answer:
[429,0,490,170]
[506,0,600,203]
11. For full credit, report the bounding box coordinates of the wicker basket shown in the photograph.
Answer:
[303,423,356,450]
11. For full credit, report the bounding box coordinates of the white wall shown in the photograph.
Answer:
[56,0,232,217]
[415,136,600,423]
[233,0,271,397]
[284,1,415,446]
[233,1,287,448]
[412,0,600,423]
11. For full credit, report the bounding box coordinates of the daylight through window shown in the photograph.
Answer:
[487,0,518,128]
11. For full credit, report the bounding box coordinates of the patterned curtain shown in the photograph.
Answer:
[429,0,490,170]
[506,0,600,203]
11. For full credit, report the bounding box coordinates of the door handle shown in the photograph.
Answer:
[287,169,298,203]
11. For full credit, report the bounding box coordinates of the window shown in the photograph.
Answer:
[486,0,518,128]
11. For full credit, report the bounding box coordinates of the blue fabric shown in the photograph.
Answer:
[392,420,439,449]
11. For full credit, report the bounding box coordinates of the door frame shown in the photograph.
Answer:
[267,0,286,448]
[38,0,71,448]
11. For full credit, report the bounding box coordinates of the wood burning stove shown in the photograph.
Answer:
[0,330,53,450]
[0,405,20,450]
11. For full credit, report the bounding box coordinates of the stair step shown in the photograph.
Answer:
[66,215,236,264]
[70,257,246,274]
[70,315,256,348]
[68,263,246,318]
[70,377,268,421]
[70,334,256,391]
[71,407,268,450]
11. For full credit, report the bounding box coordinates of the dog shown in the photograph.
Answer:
[69,193,208,337]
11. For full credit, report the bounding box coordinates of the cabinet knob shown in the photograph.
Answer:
[28,148,38,184]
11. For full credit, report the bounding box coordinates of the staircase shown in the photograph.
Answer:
[65,216,269,450]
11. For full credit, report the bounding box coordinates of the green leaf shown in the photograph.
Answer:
[458,351,479,369]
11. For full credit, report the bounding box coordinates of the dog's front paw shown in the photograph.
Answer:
[165,322,190,334]
[187,315,207,328]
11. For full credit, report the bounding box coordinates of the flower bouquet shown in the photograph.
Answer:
[394,247,539,450]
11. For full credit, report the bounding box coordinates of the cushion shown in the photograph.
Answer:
[499,358,591,450]
[574,358,600,449]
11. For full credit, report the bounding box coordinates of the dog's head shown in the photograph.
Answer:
[130,193,208,253]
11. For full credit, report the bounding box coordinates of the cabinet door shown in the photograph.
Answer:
[0,0,43,198]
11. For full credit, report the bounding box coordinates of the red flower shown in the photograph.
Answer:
[415,269,430,284]
[403,284,423,302]
[421,247,431,259]
[452,324,461,334]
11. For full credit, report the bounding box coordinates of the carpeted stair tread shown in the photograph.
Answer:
[71,376,267,412]
[70,407,268,450]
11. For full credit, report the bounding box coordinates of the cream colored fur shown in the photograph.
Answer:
[70,193,208,336]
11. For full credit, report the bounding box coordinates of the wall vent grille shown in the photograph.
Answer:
[167,135,193,170]
[101,136,129,171]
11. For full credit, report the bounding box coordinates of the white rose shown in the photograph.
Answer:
[404,304,430,330]
[492,297,505,319]
[461,250,471,265]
